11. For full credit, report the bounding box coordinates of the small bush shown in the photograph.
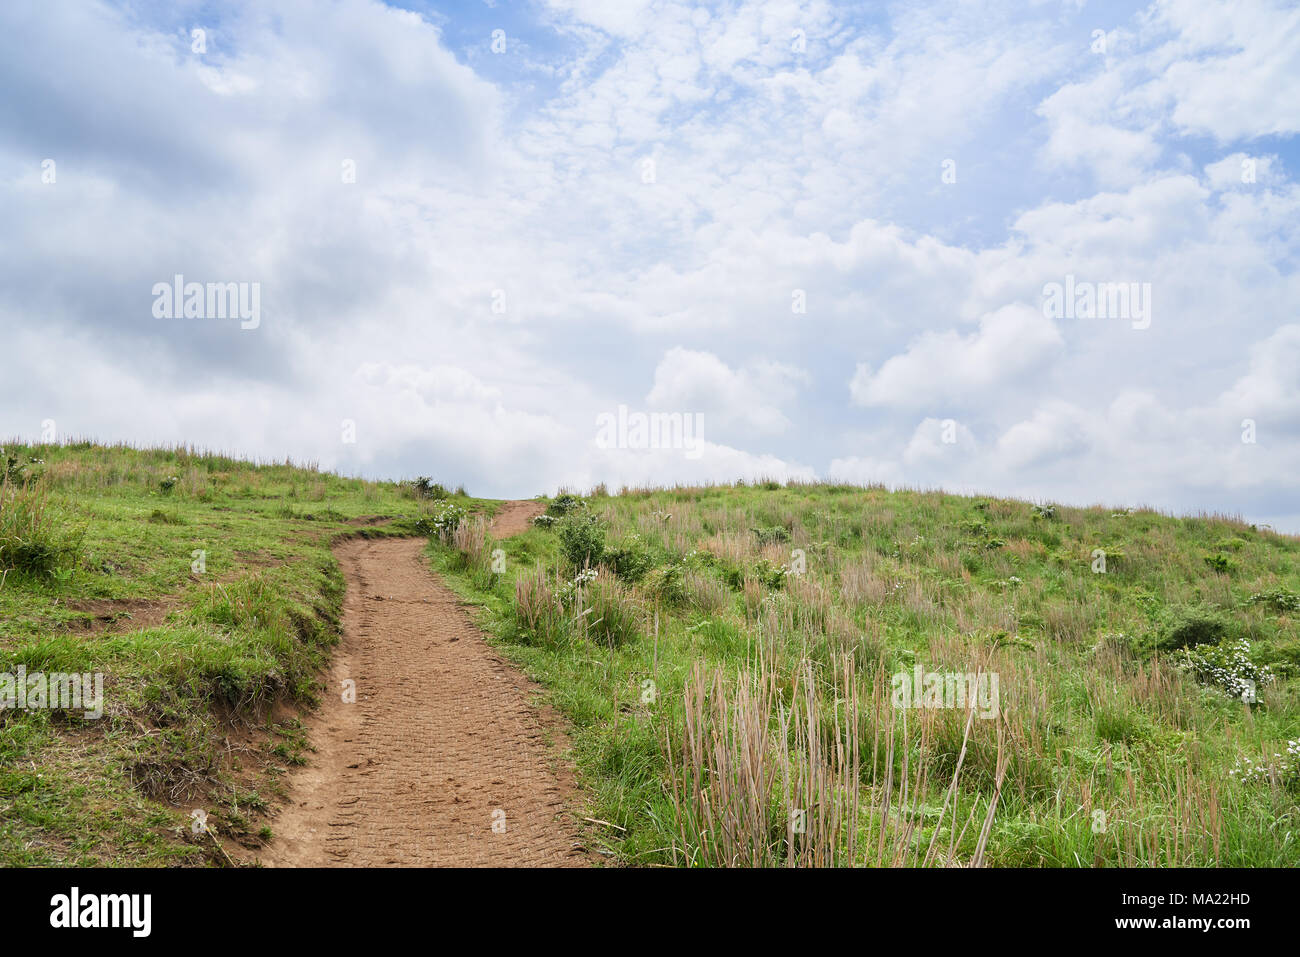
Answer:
[750,557,789,589]
[558,513,605,569]
[410,499,466,539]
[4,453,43,487]
[1157,606,1230,652]
[547,493,587,517]
[604,533,656,582]
[1176,638,1275,701]
[1203,553,1234,574]
[1247,588,1300,613]
[1231,739,1300,788]
[752,525,790,546]
[410,477,449,500]
[643,562,688,605]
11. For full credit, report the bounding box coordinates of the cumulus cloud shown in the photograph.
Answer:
[848,305,1063,409]
[645,347,807,435]
[2,0,1299,528]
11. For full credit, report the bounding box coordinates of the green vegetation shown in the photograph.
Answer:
[6,443,1299,868]
[0,441,486,865]
[432,481,1300,867]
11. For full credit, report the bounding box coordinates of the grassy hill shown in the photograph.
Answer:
[3,442,1299,866]
[0,441,490,865]
[432,483,1300,866]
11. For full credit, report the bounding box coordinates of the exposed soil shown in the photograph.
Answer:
[489,499,546,537]
[64,597,176,635]
[259,500,589,867]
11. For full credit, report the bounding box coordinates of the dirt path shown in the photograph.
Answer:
[488,499,546,537]
[259,500,589,867]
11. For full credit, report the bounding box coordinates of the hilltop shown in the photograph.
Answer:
[2,442,1298,866]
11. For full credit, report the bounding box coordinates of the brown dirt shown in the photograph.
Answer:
[489,499,545,537]
[258,501,588,867]
[64,597,176,635]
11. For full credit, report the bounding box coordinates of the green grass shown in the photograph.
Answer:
[7,443,1300,867]
[430,482,1300,867]
[0,440,489,865]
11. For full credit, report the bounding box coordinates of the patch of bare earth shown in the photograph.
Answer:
[259,502,589,867]
[489,499,546,537]
[64,597,176,635]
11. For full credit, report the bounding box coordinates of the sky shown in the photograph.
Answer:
[2,0,1298,529]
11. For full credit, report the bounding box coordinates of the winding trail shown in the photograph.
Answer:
[260,500,589,867]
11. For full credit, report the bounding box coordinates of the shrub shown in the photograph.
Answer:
[1203,553,1234,573]
[604,533,656,582]
[4,453,43,487]
[1231,740,1300,788]
[547,493,587,517]
[750,558,789,589]
[1247,588,1300,613]
[1157,606,1229,652]
[558,513,605,569]
[411,499,466,539]
[643,562,688,605]
[752,525,790,546]
[410,477,449,500]
[1031,504,1058,520]
[1176,638,1275,701]
[532,514,559,529]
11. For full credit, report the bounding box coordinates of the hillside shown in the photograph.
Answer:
[0,442,489,864]
[434,484,1300,865]
[2,443,1299,866]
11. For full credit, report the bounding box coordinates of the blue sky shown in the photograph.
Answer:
[2,0,1299,529]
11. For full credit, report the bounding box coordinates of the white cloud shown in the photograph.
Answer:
[826,455,905,488]
[2,0,1299,530]
[849,305,1063,409]
[903,417,977,466]
[645,347,807,434]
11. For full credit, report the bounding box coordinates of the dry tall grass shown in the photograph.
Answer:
[670,650,1008,867]
[450,515,488,566]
